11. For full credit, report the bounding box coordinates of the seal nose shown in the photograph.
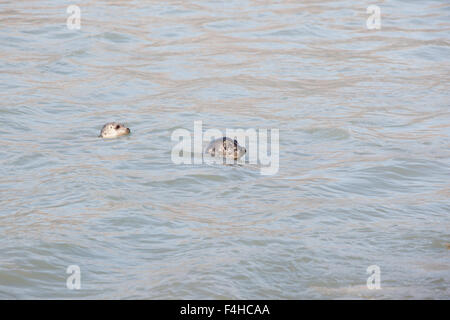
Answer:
[126,128,131,134]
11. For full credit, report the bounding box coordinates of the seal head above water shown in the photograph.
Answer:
[205,137,246,160]
[99,122,130,139]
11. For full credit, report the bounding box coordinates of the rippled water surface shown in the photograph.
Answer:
[0,0,449,299]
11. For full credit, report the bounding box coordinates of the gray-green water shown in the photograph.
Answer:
[0,0,449,299]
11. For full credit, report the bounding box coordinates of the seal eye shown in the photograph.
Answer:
[115,125,120,130]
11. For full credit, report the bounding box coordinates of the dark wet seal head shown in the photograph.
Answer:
[99,122,131,139]
[205,137,246,160]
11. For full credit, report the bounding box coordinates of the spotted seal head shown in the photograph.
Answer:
[205,137,246,160]
[99,122,130,139]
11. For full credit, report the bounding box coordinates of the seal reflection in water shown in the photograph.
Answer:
[99,122,130,139]
[205,137,246,160]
